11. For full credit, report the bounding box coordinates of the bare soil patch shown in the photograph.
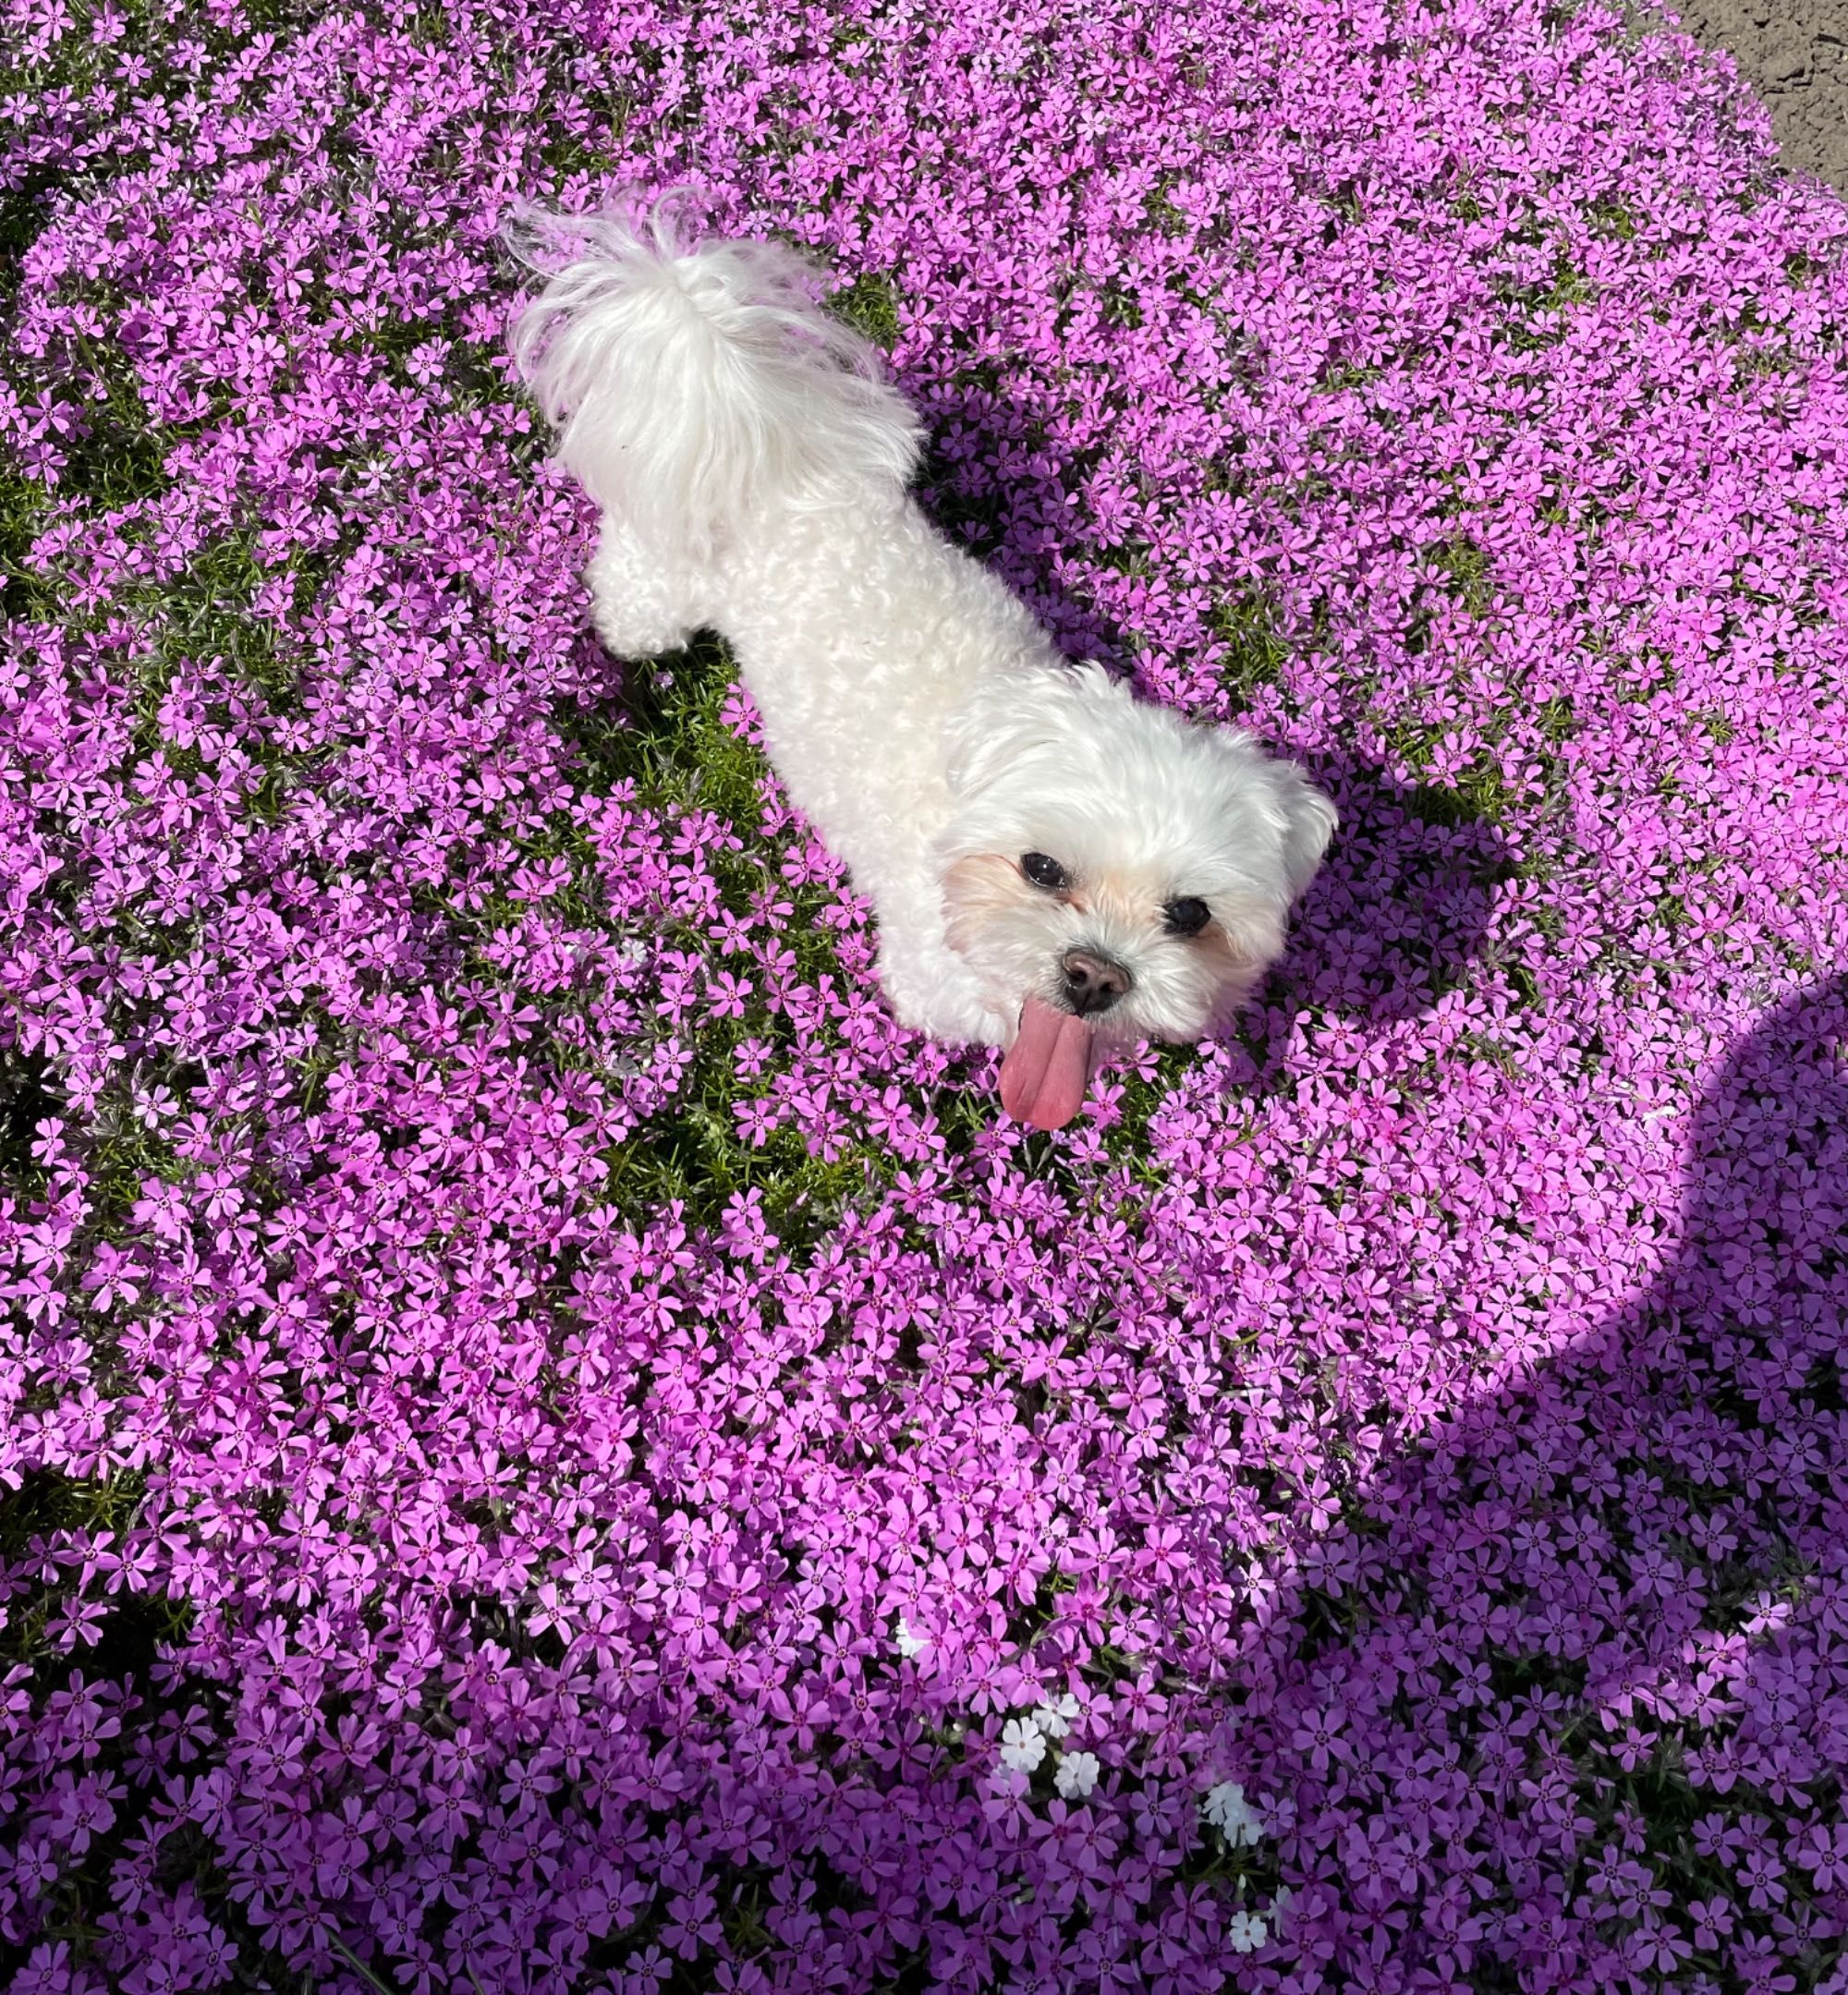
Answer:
[1681,0,1848,187]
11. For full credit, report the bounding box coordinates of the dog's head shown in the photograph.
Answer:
[940,666,1335,1129]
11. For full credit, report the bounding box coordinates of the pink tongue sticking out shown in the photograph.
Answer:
[999,997,1094,1131]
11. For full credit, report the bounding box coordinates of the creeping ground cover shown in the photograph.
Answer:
[4,0,1848,1988]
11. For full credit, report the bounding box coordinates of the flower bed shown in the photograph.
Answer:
[3,0,1846,1989]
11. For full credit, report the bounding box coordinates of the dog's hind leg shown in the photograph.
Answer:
[584,517,712,659]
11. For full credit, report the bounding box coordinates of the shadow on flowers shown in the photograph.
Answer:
[1289,748,1521,1028]
[1235,976,1848,1988]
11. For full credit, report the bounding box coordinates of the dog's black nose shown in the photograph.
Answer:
[1061,948,1132,1017]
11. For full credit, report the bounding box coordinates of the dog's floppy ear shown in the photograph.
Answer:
[1265,756,1338,902]
[1209,724,1336,903]
[942,675,1019,799]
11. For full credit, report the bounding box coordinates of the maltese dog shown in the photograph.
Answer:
[511,206,1335,1130]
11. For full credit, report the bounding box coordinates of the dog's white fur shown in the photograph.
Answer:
[511,206,1335,1077]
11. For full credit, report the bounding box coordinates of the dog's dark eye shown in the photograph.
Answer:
[1163,896,1210,937]
[1020,852,1069,892]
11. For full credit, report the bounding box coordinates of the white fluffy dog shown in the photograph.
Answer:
[512,208,1335,1130]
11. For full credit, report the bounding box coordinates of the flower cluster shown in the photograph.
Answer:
[2,0,1847,1989]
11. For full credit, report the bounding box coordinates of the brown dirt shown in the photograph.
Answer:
[1676,0,1848,188]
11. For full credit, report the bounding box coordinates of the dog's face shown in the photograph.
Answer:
[940,667,1335,1127]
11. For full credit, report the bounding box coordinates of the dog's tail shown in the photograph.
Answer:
[508,201,922,555]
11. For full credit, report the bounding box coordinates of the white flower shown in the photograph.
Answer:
[1030,1693,1079,1739]
[893,1615,927,1659]
[999,1716,1047,1772]
[1054,1750,1100,1798]
[1201,1780,1267,1847]
[1226,1909,1267,1953]
[1268,1885,1294,1933]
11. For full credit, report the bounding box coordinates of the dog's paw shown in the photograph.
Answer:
[877,938,1001,1047]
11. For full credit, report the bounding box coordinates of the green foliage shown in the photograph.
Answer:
[830,270,901,349]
